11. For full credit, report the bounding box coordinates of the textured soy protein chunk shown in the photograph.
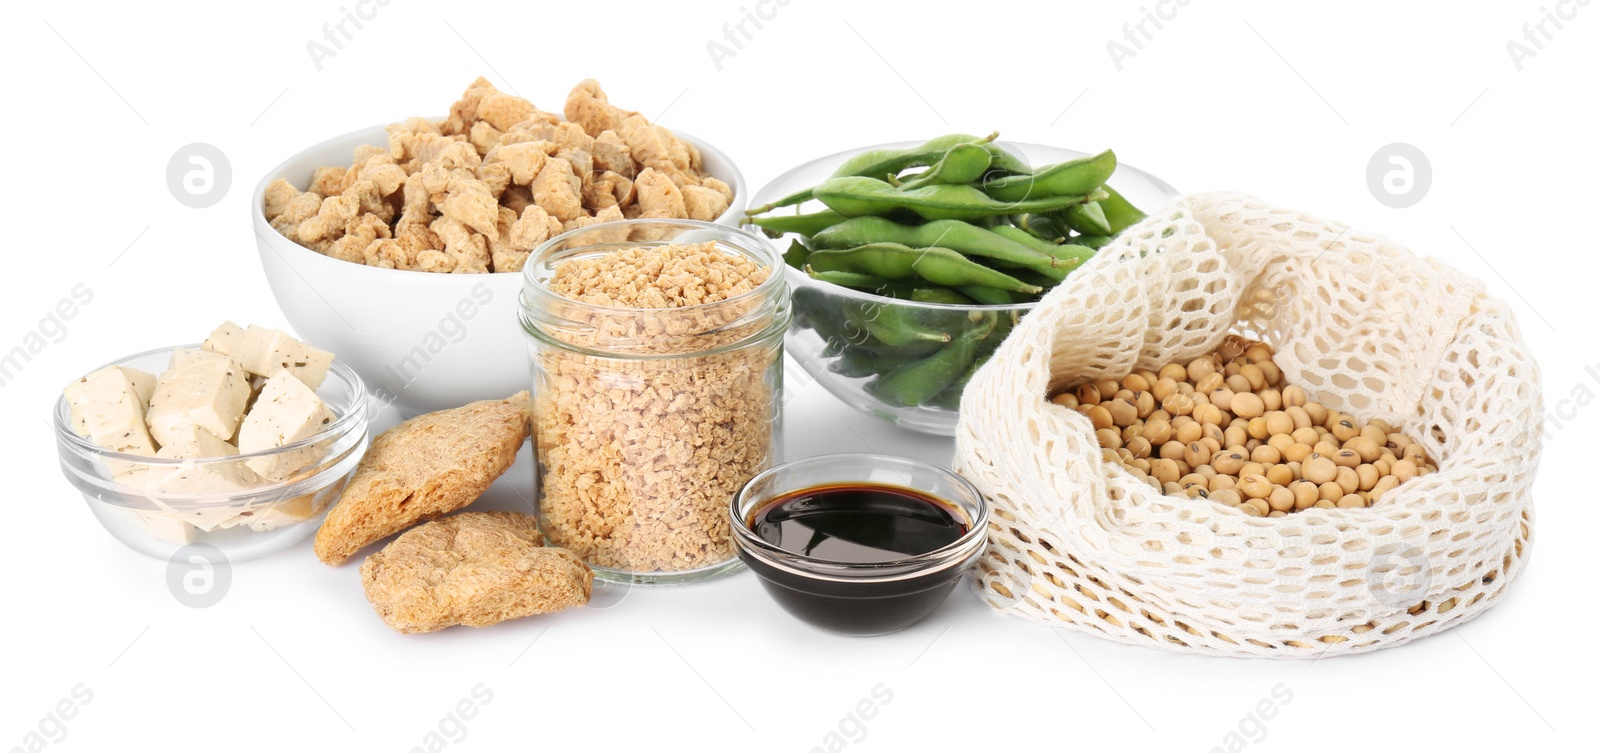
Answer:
[262,78,733,274]
[534,242,776,573]
[360,511,591,634]
[315,392,531,565]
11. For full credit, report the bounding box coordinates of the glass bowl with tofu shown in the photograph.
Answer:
[53,331,370,562]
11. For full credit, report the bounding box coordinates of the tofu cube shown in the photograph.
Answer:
[202,321,248,360]
[63,365,159,455]
[157,425,246,460]
[127,368,157,405]
[240,494,320,532]
[154,426,264,496]
[161,426,265,489]
[112,427,264,503]
[178,505,262,532]
[169,347,232,372]
[145,355,250,447]
[172,499,252,531]
[170,504,252,531]
[111,486,261,533]
[238,325,334,389]
[237,372,335,481]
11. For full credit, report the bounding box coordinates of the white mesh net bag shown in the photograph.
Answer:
[954,192,1540,658]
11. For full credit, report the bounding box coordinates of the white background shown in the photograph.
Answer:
[3,0,1595,750]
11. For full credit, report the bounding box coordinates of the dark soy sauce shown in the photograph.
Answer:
[738,482,975,635]
[748,483,969,562]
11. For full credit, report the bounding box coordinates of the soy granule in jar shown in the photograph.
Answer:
[534,241,777,573]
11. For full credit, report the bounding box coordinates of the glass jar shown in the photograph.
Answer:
[519,220,791,585]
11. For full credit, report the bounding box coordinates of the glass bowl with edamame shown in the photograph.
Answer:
[745,137,1178,435]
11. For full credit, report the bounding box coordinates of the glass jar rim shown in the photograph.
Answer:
[520,219,786,315]
[518,219,791,358]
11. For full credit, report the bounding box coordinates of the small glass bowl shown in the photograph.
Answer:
[730,454,990,636]
[54,344,370,562]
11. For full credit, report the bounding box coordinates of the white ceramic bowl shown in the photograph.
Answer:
[252,121,747,415]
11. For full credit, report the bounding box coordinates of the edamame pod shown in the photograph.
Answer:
[1059,201,1111,235]
[814,177,1099,222]
[1002,268,1060,290]
[843,302,952,347]
[989,226,1097,270]
[1072,234,1112,249]
[981,149,1117,202]
[956,285,1026,305]
[829,348,922,379]
[790,285,825,324]
[806,267,889,288]
[750,209,848,238]
[988,225,1057,254]
[867,312,998,407]
[929,353,994,410]
[832,132,994,181]
[848,336,951,358]
[984,143,1034,176]
[899,143,994,190]
[1018,213,1066,242]
[784,239,810,270]
[909,288,977,306]
[747,133,999,214]
[807,243,1043,294]
[805,269,925,302]
[1097,185,1147,234]
[812,217,1067,280]
[792,289,858,355]
[794,290,944,358]
[929,309,1012,410]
